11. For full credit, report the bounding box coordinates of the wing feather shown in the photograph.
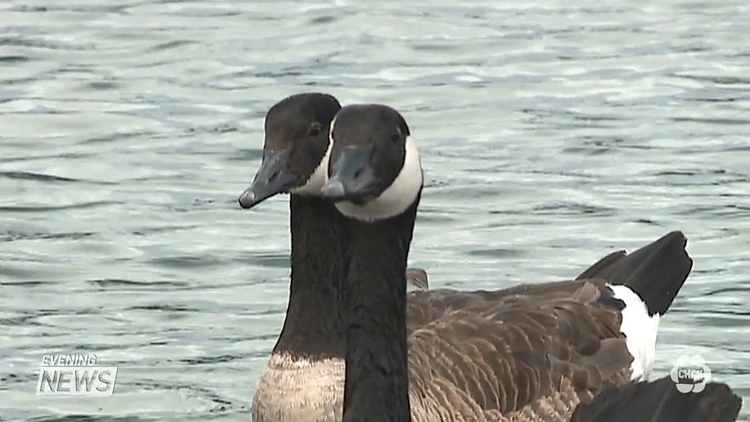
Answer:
[406,281,633,421]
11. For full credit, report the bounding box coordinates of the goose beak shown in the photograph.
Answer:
[238,149,300,209]
[321,144,379,204]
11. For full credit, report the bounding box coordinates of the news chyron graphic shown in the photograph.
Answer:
[36,353,118,396]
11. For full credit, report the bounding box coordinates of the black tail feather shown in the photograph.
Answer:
[576,250,627,281]
[576,231,693,316]
[571,376,742,422]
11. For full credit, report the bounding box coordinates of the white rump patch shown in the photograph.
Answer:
[609,284,661,381]
[332,136,423,221]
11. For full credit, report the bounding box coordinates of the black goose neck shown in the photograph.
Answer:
[272,194,346,360]
[340,195,420,422]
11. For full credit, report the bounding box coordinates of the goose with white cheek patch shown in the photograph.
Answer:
[237,93,430,422]
[240,94,696,422]
[319,103,698,422]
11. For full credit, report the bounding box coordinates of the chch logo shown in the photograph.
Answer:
[669,354,712,393]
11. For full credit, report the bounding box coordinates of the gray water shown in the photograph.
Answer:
[1,0,749,420]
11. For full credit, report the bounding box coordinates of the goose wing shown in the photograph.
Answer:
[406,230,690,335]
[406,280,592,332]
[406,280,633,422]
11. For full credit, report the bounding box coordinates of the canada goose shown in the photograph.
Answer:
[319,103,699,421]
[240,93,702,422]
[238,93,429,422]
[570,374,742,422]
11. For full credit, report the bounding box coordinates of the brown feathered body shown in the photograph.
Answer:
[404,280,634,422]
[253,232,692,422]
[390,227,698,422]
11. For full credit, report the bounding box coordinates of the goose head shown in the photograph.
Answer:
[238,93,341,209]
[321,104,423,222]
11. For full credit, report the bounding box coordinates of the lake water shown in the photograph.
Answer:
[1,0,749,420]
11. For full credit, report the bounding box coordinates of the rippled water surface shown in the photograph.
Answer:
[1,0,749,420]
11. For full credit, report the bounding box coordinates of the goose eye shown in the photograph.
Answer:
[308,123,322,137]
[390,133,401,143]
